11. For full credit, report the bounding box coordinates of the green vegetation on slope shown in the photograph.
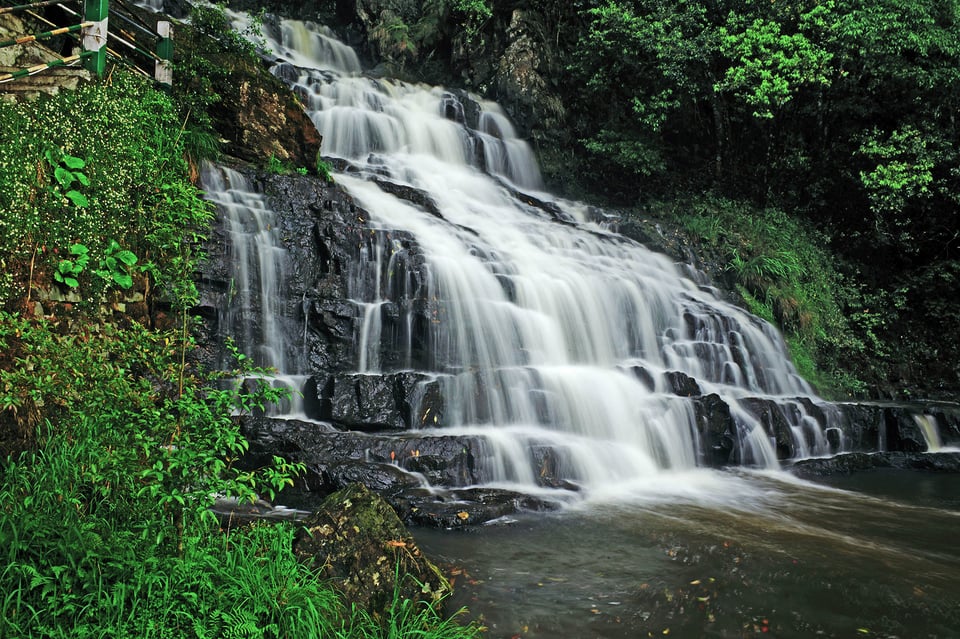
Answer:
[0,20,480,639]
[651,195,867,397]
[561,0,960,397]
[570,0,960,394]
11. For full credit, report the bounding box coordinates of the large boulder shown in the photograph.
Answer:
[292,483,450,615]
[232,76,323,166]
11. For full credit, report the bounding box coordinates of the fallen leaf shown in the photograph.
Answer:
[457,511,470,520]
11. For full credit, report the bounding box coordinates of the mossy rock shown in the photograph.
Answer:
[292,483,451,616]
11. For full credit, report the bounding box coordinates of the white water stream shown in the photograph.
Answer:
[208,12,854,494]
[190,13,960,637]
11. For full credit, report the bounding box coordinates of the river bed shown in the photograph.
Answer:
[415,468,960,638]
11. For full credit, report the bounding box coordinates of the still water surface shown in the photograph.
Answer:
[415,469,960,639]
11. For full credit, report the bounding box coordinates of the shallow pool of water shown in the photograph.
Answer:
[414,469,960,638]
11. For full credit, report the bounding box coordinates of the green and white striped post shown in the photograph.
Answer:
[81,0,108,77]
[155,20,172,89]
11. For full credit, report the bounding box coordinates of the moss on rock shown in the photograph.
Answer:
[292,483,451,617]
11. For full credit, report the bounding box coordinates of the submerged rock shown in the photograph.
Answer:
[292,483,451,615]
[787,451,960,478]
[398,486,564,528]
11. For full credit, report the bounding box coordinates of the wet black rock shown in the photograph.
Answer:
[666,371,702,397]
[398,486,564,528]
[788,451,960,478]
[693,393,736,468]
[237,415,566,525]
[832,402,960,453]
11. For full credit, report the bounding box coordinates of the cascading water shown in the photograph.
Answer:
[210,11,848,497]
[197,12,960,638]
[201,164,311,417]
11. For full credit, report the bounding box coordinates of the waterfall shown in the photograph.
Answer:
[201,164,310,417]
[211,12,846,495]
[915,414,944,451]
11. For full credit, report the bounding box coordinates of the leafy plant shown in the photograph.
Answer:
[265,153,286,174]
[45,148,90,208]
[449,0,492,41]
[51,241,139,291]
[92,240,138,289]
[715,14,832,119]
[316,156,334,183]
[53,243,90,289]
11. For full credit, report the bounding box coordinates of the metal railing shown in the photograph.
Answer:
[0,0,172,87]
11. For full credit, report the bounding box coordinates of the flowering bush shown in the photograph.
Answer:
[0,72,211,306]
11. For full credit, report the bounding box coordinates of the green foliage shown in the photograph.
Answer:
[716,14,832,119]
[190,3,268,60]
[265,153,286,174]
[265,153,328,182]
[558,0,960,394]
[583,130,665,178]
[0,54,476,639]
[264,153,311,178]
[51,241,139,291]
[317,156,335,183]
[0,72,209,307]
[0,312,448,638]
[371,11,418,58]
[170,3,272,166]
[448,0,492,40]
[53,243,90,289]
[44,148,90,208]
[569,0,715,186]
[857,125,937,246]
[93,240,139,289]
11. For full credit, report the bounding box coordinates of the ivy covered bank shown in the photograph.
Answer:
[0,5,481,638]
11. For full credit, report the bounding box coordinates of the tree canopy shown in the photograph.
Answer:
[559,0,960,395]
